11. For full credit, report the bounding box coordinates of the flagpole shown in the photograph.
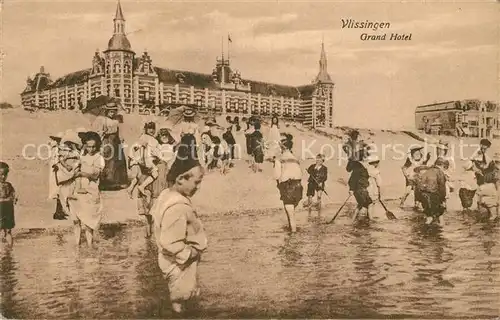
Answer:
[221,36,224,61]
[227,34,230,62]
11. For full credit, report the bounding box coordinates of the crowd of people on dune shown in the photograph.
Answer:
[0,98,499,315]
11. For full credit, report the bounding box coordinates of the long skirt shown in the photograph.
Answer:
[69,191,103,230]
[137,161,169,216]
[278,179,303,206]
[100,131,128,190]
[459,188,476,209]
[354,188,372,209]
[158,254,201,303]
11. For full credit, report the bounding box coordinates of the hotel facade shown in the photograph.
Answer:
[415,99,499,138]
[21,2,335,128]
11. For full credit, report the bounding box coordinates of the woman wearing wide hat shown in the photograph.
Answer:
[92,101,128,190]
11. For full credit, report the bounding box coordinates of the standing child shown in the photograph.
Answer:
[458,160,478,211]
[244,119,255,165]
[222,126,236,168]
[274,133,303,233]
[250,121,264,172]
[400,146,431,208]
[304,154,328,209]
[0,162,17,246]
[136,122,161,203]
[417,157,449,224]
[48,132,67,220]
[347,156,370,222]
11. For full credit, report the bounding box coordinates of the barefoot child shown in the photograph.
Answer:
[274,133,303,233]
[458,160,478,211]
[400,146,430,208]
[0,162,17,246]
[250,121,264,172]
[151,135,207,314]
[418,157,448,224]
[135,122,161,202]
[126,141,144,199]
[476,152,500,220]
[304,153,328,209]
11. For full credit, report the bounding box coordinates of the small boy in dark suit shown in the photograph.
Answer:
[304,154,328,208]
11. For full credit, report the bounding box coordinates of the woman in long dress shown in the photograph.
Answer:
[150,134,207,314]
[266,116,281,161]
[93,103,128,190]
[56,131,105,246]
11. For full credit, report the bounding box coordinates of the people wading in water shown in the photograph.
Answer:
[400,146,431,209]
[274,133,303,233]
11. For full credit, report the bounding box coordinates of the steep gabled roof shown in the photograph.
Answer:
[49,69,91,89]
[155,67,309,98]
[243,79,300,98]
[297,85,316,97]
[22,73,52,94]
[155,67,218,89]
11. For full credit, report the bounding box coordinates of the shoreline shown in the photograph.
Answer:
[11,198,407,238]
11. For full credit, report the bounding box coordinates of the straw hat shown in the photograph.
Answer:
[366,154,380,164]
[104,101,119,110]
[182,108,196,118]
[437,140,449,150]
[60,130,82,148]
[409,145,424,154]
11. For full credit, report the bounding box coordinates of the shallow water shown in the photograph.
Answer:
[1,206,499,319]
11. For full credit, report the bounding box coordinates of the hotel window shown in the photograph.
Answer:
[114,62,121,73]
[195,96,203,106]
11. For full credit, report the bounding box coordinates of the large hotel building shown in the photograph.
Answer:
[21,1,335,128]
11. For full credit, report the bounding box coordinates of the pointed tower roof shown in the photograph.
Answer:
[314,41,333,84]
[107,0,132,51]
[115,0,125,21]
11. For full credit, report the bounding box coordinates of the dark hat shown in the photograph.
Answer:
[78,131,102,148]
[480,138,492,147]
[0,161,10,172]
[348,129,360,139]
[183,108,196,118]
[409,145,424,154]
[49,132,64,142]
[166,135,200,185]
[144,121,156,130]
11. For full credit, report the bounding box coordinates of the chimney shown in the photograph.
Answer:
[40,66,45,73]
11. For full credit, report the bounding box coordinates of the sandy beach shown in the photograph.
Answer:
[1,108,495,231]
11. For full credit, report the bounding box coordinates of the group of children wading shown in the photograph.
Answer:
[343,129,500,225]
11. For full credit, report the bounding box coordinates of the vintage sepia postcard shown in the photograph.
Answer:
[0,0,498,318]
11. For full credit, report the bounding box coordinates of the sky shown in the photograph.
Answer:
[2,0,498,129]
